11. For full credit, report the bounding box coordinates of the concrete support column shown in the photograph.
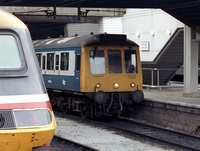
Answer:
[183,25,199,97]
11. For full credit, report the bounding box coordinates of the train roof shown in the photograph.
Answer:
[34,34,138,49]
[0,8,27,29]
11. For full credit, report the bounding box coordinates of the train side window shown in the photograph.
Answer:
[61,53,69,70]
[125,50,137,73]
[42,55,46,70]
[90,50,105,74]
[56,55,59,70]
[76,54,81,71]
[36,54,42,68]
[108,50,122,73]
[47,53,54,70]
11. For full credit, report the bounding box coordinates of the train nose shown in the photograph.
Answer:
[131,90,144,103]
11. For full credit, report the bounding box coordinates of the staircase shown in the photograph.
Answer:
[142,28,184,86]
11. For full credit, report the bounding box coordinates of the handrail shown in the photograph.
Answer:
[142,68,179,87]
[142,68,178,71]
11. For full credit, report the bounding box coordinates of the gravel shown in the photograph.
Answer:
[54,115,175,151]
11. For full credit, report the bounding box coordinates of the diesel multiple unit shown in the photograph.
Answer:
[35,34,144,118]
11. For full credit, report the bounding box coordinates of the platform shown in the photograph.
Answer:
[131,84,200,135]
[143,84,200,108]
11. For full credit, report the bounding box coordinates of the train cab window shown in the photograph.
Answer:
[90,50,105,74]
[36,54,42,68]
[47,53,54,70]
[125,50,137,73]
[61,53,69,70]
[56,55,59,70]
[108,50,122,73]
[0,35,21,69]
[42,55,46,70]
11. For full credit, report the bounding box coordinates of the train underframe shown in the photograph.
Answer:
[48,89,144,118]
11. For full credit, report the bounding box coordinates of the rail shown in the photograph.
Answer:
[142,68,178,91]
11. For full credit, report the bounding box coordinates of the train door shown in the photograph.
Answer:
[36,53,42,69]
[59,51,76,91]
[46,52,55,75]
[36,52,46,74]
[54,52,60,75]
[42,54,46,74]
[75,54,81,91]
[60,51,75,76]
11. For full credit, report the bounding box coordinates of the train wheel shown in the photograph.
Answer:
[60,98,71,114]
[80,102,90,119]
[80,109,90,119]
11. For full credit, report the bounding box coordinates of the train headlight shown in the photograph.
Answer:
[14,109,52,127]
[96,83,101,88]
[113,83,119,89]
[130,82,135,88]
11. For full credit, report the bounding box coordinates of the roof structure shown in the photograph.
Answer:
[1,0,200,29]
[34,34,138,49]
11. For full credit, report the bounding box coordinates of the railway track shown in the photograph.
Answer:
[54,112,200,151]
[50,135,99,151]
[99,117,200,151]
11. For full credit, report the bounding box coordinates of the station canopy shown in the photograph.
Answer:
[1,0,200,29]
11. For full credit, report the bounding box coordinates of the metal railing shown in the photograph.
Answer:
[142,68,178,91]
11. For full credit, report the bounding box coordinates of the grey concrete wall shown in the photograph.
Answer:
[130,99,200,135]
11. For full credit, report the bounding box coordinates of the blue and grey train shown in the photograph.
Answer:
[34,34,144,118]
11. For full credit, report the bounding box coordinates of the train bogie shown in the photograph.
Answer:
[35,34,144,118]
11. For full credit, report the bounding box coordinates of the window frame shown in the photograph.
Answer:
[47,53,55,70]
[108,50,122,74]
[60,52,69,71]
[89,50,106,75]
[36,53,42,68]
[0,30,27,77]
[124,50,138,74]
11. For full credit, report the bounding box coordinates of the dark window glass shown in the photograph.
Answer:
[36,54,41,68]
[61,53,69,70]
[42,56,46,70]
[108,50,122,73]
[56,55,59,70]
[125,50,137,73]
[76,55,81,71]
[47,53,54,70]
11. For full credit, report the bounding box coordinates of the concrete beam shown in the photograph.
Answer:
[16,15,101,23]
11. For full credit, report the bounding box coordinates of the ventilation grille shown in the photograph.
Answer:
[0,110,16,129]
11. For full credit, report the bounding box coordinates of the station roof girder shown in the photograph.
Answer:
[1,0,200,29]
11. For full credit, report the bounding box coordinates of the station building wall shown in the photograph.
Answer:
[66,9,184,62]
[99,17,123,34]
[65,17,122,37]
[65,23,100,37]
[122,9,184,61]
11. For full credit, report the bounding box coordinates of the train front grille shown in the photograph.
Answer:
[0,110,16,129]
